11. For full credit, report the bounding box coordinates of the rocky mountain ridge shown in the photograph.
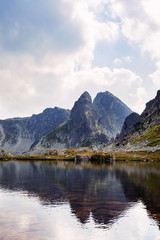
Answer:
[0,107,70,154]
[115,90,160,150]
[0,90,159,155]
[31,91,132,153]
[93,91,131,138]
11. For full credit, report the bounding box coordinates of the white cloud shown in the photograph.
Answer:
[124,56,131,63]
[0,0,157,119]
[62,66,145,113]
[0,49,145,119]
[109,0,160,60]
[114,58,122,66]
[62,0,119,69]
[114,56,131,66]
[141,0,160,25]
[149,62,160,88]
[0,0,121,118]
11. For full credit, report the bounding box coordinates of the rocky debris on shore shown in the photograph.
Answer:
[105,143,160,153]
[74,154,91,162]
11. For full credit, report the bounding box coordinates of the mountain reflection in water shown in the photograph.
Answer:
[0,160,160,240]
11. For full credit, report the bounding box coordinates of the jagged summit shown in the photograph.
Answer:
[143,90,160,113]
[135,89,160,132]
[93,91,132,138]
[0,90,138,154]
[68,91,97,147]
[94,90,118,101]
[69,91,93,122]
[157,89,160,97]
[78,91,91,101]
[30,90,132,153]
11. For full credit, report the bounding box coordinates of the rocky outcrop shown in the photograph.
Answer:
[0,149,7,156]
[68,92,96,146]
[116,90,160,148]
[117,112,140,143]
[32,92,109,152]
[134,90,160,132]
[31,91,133,153]
[74,154,91,162]
[0,90,134,154]
[68,91,108,147]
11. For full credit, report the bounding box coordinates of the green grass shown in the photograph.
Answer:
[133,124,160,146]
[96,124,103,134]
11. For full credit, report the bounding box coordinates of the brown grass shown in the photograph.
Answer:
[0,149,159,162]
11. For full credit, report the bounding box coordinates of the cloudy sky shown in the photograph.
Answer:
[0,0,159,119]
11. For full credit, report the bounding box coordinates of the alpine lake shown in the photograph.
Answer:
[0,159,160,240]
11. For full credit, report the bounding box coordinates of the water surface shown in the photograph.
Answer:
[0,160,160,240]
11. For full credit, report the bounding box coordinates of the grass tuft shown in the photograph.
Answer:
[132,124,160,146]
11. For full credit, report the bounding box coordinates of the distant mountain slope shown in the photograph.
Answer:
[0,90,134,154]
[31,91,132,152]
[68,91,109,147]
[93,91,132,138]
[32,92,109,152]
[0,107,70,154]
[117,90,160,148]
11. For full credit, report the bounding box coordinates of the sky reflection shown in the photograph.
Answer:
[0,190,159,240]
[0,161,160,239]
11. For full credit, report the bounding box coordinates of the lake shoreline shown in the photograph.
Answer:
[0,148,160,162]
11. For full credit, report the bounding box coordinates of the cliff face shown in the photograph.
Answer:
[68,91,110,147]
[134,90,160,132]
[33,92,109,152]
[0,89,138,154]
[31,91,132,153]
[117,112,140,143]
[117,90,160,148]
[68,91,97,147]
[0,107,70,154]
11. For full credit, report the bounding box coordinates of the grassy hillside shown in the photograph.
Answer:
[133,124,160,146]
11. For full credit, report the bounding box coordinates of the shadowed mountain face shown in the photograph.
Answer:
[117,112,140,143]
[0,161,160,228]
[93,91,132,138]
[135,90,160,131]
[68,92,96,147]
[68,91,110,147]
[33,91,131,151]
[0,107,70,154]
[117,90,160,146]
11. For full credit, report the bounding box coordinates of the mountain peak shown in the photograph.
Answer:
[143,89,160,113]
[93,90,132,138]
[156,90,160,98]
[68,91,95,147]
[78,91,92,104]
[117,90,160,147]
